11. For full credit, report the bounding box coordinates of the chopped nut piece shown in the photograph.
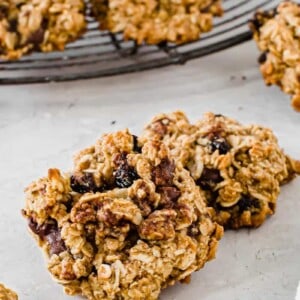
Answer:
[98,264,112,279]
[139,209,177,240]
[158,186,181,207]
[152,158,175,186]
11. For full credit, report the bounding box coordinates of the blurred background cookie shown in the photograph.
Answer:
[250,1,300,112]
[0,0,86,60]
[0,283,18,300]
[91,0,223,44]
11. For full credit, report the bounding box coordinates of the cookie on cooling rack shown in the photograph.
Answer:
[91,0,223,45]
[141,111,300,229]
[250,1,300,111]
[22,130,223,300]
[0,0,86,60]
[0,283,18,300]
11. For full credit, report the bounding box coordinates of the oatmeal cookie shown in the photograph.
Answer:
[91,0,223,45]
[0,0,86,60]
[0,283,18,300]
[22,130,223,300]
[250,1,300,111]
[141,111,300,229]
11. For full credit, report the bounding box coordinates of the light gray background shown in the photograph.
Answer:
[0,42,299,300]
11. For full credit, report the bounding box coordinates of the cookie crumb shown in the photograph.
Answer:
[0,283,18,300]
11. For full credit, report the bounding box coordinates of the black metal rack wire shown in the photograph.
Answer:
[0,0,280,84]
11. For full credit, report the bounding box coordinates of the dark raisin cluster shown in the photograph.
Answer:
[238,195,260,213]
[114,153,139,188]
[71,172,98,193]
[210,136,231,155]
[197,168,223,190]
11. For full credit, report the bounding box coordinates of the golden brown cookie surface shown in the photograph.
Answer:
[22,130,222,300]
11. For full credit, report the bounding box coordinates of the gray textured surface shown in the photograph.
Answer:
[0,42,299,300]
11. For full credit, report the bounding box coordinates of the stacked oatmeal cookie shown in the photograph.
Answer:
[22,111,300,300]
[91,0,223,45]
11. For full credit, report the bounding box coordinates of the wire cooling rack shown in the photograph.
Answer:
[0,0,280,84]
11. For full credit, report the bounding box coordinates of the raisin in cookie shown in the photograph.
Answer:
[141,111,300,229]
[0,0,86,60]
[22,130,223,300]
[250,1,300,111]
[91,0,223,45]
[0,283,18,300]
